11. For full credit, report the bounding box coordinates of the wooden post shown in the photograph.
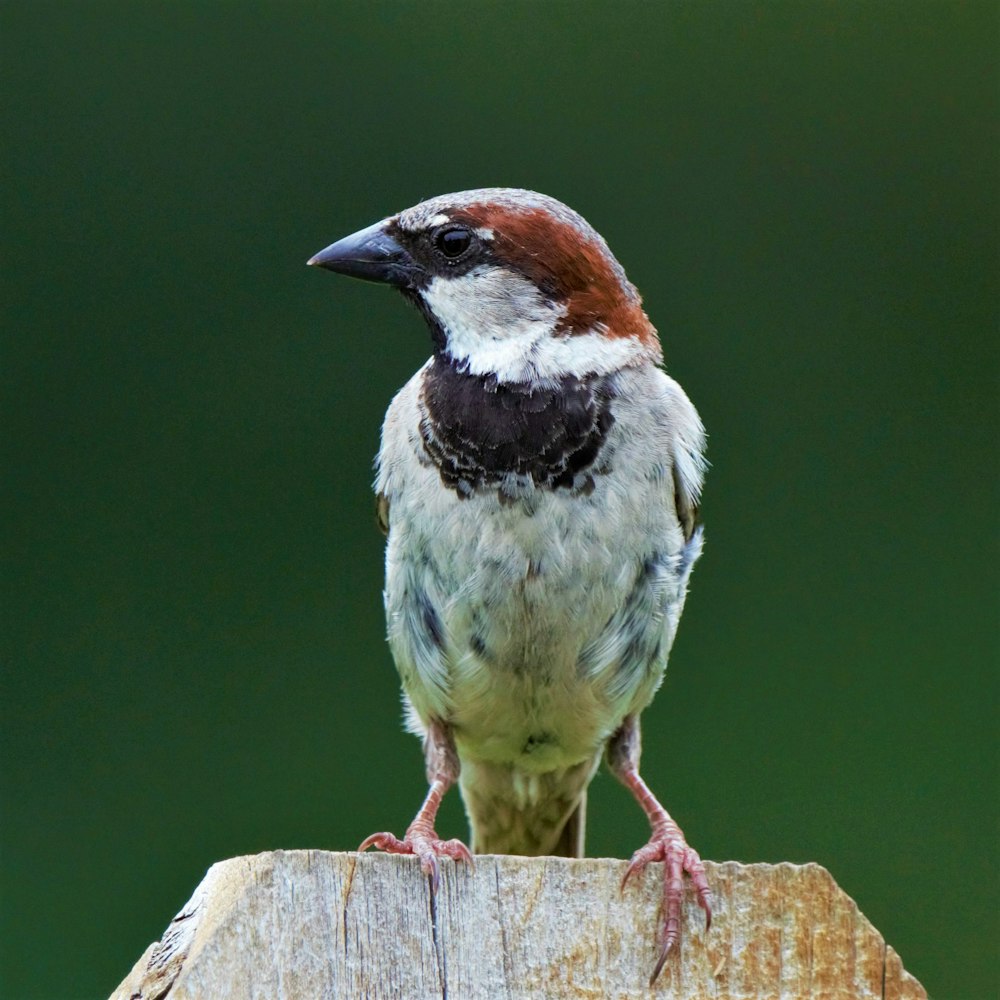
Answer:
[110,851,925,999]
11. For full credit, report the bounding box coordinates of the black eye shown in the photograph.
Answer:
[436,227,473,259]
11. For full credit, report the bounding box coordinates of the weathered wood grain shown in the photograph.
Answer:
[110,851,926,999]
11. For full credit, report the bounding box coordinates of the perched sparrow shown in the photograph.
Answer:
[309,188,711,981]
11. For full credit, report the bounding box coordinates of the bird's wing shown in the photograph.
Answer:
[660,373,707,544]
[375,492,390,535]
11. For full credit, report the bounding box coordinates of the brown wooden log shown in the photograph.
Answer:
[109,850,926,999]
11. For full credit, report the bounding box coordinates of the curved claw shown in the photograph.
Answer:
[442,838,475,866]
[621,842,660,891]
[358,831,405,854]
[650,944,671,987]
[424,851,442,893]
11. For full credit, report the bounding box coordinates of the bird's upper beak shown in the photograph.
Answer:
[307,220,421,288]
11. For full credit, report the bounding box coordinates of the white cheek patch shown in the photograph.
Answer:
[420,269,652,382]
[422,268,561,343]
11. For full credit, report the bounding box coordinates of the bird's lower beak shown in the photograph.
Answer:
[307,220,421,287]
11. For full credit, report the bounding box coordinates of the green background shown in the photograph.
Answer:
[2,2,996,996]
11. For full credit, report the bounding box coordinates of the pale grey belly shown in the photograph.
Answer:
[386,489,691,774]
[446,573,628,772]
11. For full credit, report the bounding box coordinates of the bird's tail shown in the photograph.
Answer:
[549,792,586,858]
[458,757,598,858]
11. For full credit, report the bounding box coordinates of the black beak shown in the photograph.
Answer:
[307,220,421,287]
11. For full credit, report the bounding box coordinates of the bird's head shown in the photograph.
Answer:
[308,188,661,383]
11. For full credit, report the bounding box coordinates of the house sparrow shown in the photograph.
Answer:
[308,188,711,980]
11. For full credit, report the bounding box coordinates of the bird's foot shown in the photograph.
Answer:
[621,817,712,983]
[359,824,473,892]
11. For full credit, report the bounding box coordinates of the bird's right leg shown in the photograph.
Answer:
[359,718,473,891]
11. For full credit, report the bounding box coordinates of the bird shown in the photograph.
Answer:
[308,188,711,981]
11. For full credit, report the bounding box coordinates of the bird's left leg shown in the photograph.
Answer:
[359,719,473,891]
[608,714,712,983]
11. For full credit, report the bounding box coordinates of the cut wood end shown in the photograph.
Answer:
[110,851,926,1000]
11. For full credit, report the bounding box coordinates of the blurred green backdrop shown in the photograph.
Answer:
[2,2,996,996]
